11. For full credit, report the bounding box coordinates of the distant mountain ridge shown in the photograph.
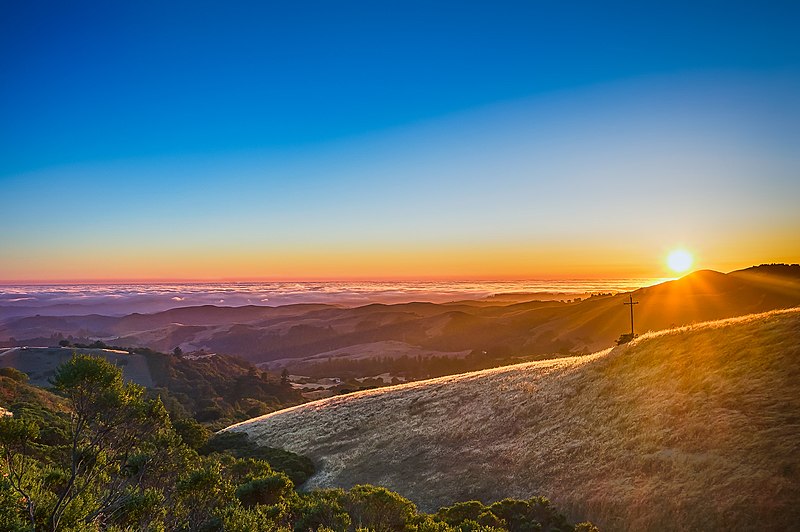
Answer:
[730,262,800,279]
[1,265,798,374]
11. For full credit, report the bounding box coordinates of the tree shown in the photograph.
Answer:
[0,418,40,529]
[173,417,211,450]
[173,346,183,357]
[344,484,417,531]
[280,368,290,387]
[174,461,233,531]
[44,355,170,531]
[235,473,293,507]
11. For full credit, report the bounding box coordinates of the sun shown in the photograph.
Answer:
[667,249,693,274]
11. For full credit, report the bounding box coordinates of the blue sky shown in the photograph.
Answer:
[1,1,799,280]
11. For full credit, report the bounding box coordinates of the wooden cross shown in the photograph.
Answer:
[623,294,639,336]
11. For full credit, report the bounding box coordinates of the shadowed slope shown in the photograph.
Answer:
[227,308,800,531]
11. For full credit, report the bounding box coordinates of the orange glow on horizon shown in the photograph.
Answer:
[0,239,794,284]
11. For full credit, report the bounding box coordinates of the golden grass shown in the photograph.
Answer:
[227,308,800,531]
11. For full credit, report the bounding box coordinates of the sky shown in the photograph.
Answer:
[1,1,799,281]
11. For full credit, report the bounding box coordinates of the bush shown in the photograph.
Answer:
[218,504,282,532]
[0,367,28,383]
[457,520,508,532]
[616,333,635,345]
[236,473,294,507]
[345,484,417,531]
[292,489,351,532]
[195,404,226,422]
[204,431,315,486]
[173,417,211,450]
[438,501,486,525]
[0,477,30,532]
[113,488,166,530]
[486,497,570,532]
[203,431,250,454]
[175,463,233,531]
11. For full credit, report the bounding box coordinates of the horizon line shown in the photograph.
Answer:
[0,275,678,286]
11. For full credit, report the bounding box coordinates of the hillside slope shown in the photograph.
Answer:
[227,308,800,531]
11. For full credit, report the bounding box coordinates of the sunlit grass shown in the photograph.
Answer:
[228,308,800,530]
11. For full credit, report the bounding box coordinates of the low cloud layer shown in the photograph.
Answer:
[0,279,662,320]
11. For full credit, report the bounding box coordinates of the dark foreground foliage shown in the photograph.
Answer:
[0,355,597,531]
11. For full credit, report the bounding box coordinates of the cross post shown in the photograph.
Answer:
[623,294,639,336]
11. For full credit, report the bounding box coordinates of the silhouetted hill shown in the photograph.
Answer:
[730,262,800,279]
[111,303,335,333]
[228,308,800,531]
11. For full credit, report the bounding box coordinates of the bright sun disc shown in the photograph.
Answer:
[667,249,693,273]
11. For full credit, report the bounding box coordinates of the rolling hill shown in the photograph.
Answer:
[2,265,799,376]
[0,346,155,387]
[226,308,800,531]
[0,346,304,425]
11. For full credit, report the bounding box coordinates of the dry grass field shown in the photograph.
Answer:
[227,308,800,531]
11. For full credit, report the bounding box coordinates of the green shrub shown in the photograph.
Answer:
[203,430,250,454]
[0,367,28,383]
[236,473,293,507]
[114,488,166,531]
[438,501,486,525]
[204,431,315,485]
[485,497,570,532]
[218,505,282,532]
[0,477,30,532]
[457,520,508,532]
[292,489,351,532]
[173,417,211,450]
[345,484,417,531]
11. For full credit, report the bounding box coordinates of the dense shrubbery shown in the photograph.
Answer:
[203,431,316,486]
[436,498,599,532]
[147,349,305,428]
[57,340,305,428]
[0,355,596,531]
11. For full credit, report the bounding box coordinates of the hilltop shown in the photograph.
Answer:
[227,308,800,531]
